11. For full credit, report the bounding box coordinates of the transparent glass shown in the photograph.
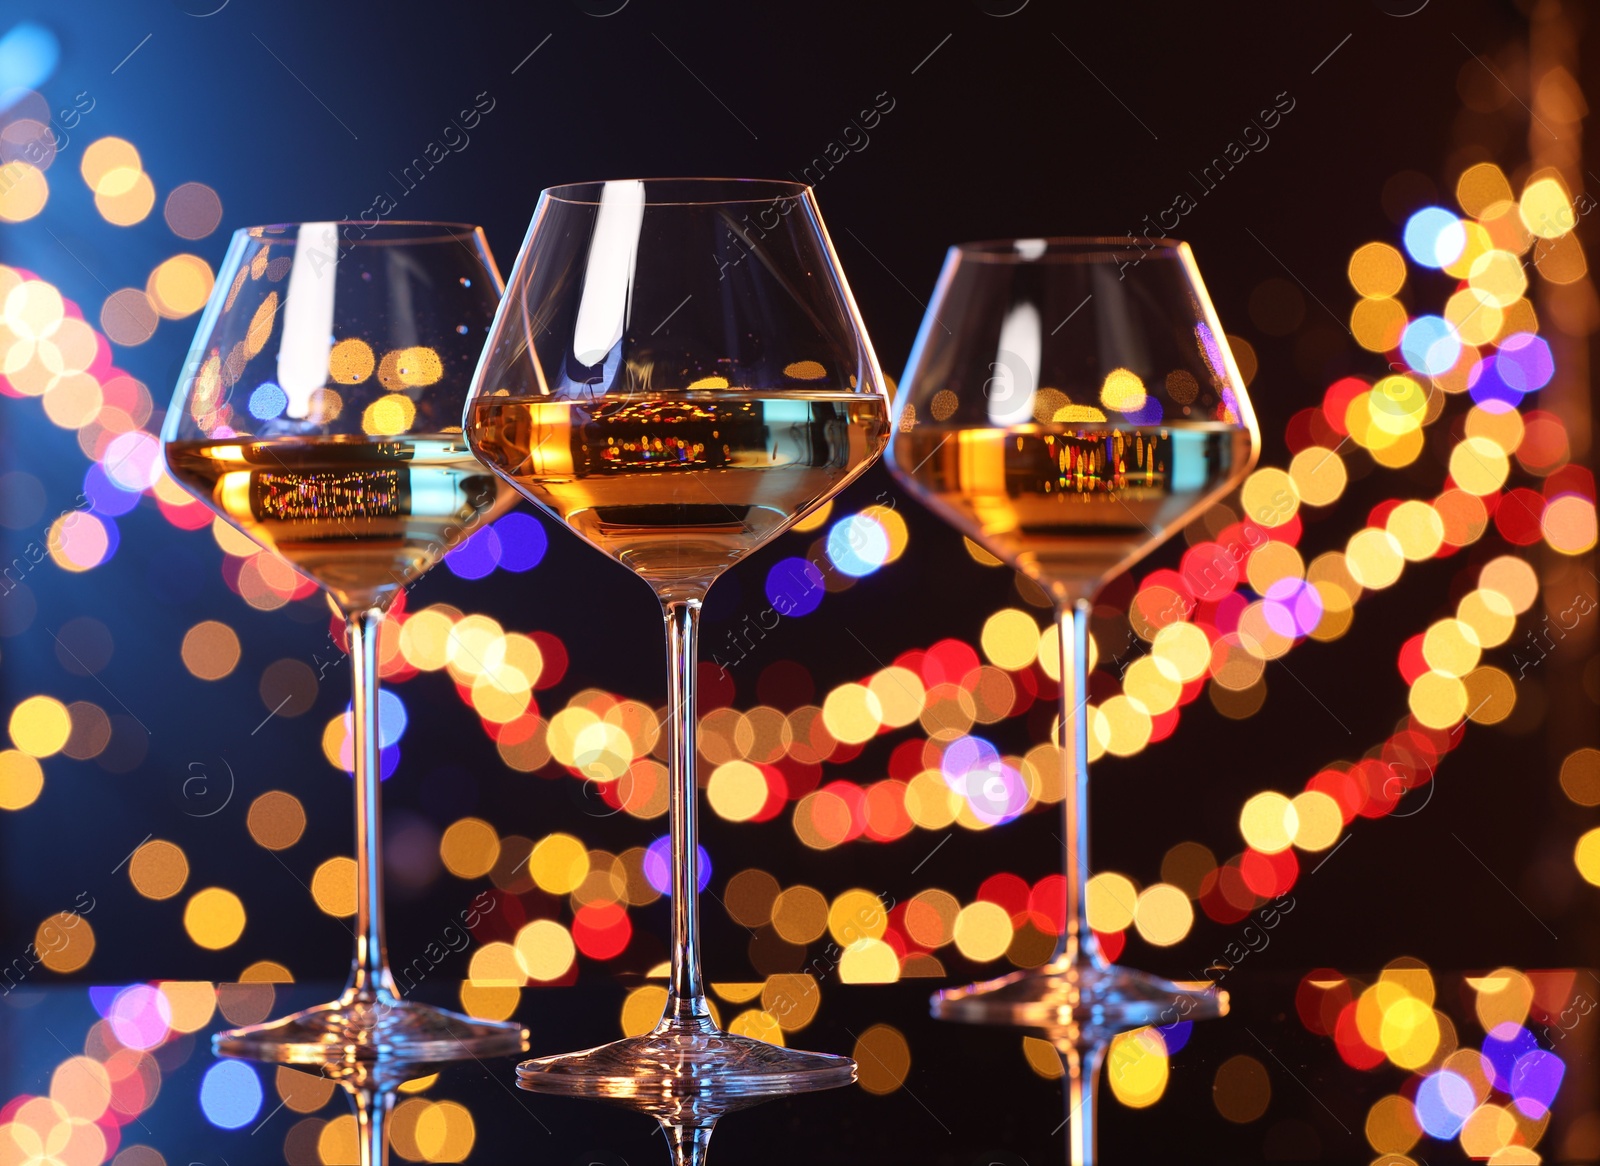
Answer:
[162,222,526,1063]
[466,178,885,1154]
[886,237,1259,1165]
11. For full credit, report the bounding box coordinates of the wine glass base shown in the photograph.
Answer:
[933,960,1226,1043]
[516,1018,856,1118]
[213,995,528,1064]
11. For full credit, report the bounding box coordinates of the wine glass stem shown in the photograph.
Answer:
[345,607,392,1005]
[661,1120,715,1165]
[663,599,710,1023]
[1058,1039,1106,1166]
[1057,598,1103,970]
[353,1086,392,1166]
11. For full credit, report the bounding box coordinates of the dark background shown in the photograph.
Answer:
[1,0,1596,1162]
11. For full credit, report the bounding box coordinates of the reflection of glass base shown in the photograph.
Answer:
[932,959,1226,1044]
[516,1016,855,1120]
[213,993,528,1064]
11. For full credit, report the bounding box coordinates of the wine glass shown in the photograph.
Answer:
[162,221,527,1063]
[886,237,1259,1164]
[466,178,886,1151]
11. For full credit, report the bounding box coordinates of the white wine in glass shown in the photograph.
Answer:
[162,222,526,1064]
[466,178,888,1163]
[887,237,1260,1166]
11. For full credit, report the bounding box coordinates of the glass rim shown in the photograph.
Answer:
[952,235,1187,263]
[540,177,812,206]
[241,221,488,244]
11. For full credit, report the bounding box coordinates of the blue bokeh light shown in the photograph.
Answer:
[494,512,547,572]
[247,381,287,420]
[1400,315,1461,376]
[765,556,826,617]
[827,514,889,577]
[444,523,501,580]
[199,1061,263,1130]
[1413,1069,1474,1139]
[644,835,711,896]
[1403,207,1467,268]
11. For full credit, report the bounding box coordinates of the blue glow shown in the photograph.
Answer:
[765,556,825,617]
[1157,1020,1192,1055]
[248,382,287,420]
[1124,397,1164,426]
[0,23,61,97]
[827,514,889,577]
[1403,207,1467,268]
[1511,1048,1564,1118]
[1413,1069,1474,1138]
[199,1061,263,1130]
[494,512,547,572]
[1467,358,1523,408]
[83,463,140,517]
[377,690,407,747]
[1483,1022,1539,1090]
[444,523,501,580]
[644,835,711,896]
[1400,315,1461,375]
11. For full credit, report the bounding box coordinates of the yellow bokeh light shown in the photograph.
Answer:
[1133,883,1193,947]
[528,833,589,894]
[311,857,358,917]
[1449,436,1511,496]
[1245,540,1304,596]
[413,1100,475,1163]
[1457,588,1517,648]
[1349,242,1407,298]
[1240,792,1298,854]
[839,939,901,983]
[80,138,140,191]
[378,346,444,390]
[36,912,94,972]
[361,393,417,436]
[1445,287,1503,348]
[1290,790,1343,851]
[146,255,214,319]
[328,337,376,384]
[1289,446,1348,507]
[1468,249,1528,308]
[1368,375,1427,436]
[1379,995,1440,1069]
[1152,621,1210,683]
[620,985,669,1036]
[1239,467,1298,528]
[440,817,500,878]
[829,889,889,946]
[1345,528,1405,590]
[1409,671,1469,729]
[981,608,1041,671]
[867,666,925,729]
[1478,556,1538,614]
[1519,175,1575,239]
[159,981,218,1034]
[247,790,306,850]
[1459,1104,1519,1159]
[1351,297,1409,352]
[1386,501,1445,561]
[854,1024,912,1095]
[1574,828,1600,886]
[1471,968,1533,1033]
[1543,494,1598,555]
[1560,748,1600,807]
[1108,1028,1168,1108]
[0,162,48,222]
[952,900,1014,962]
[822,683,882,745]
[1458,162,1514,217]
[9,695,70,758]
[1085,872,1137,933]
[515,919,576,982]
[129,839,189,900]
[183,887,246,949]
[707,760,768,822]
[1099,367,1147,413]
[0,750,45,810]
[1367,1092,1424,1154]
[95,169,156,226]
[1422,619,1481,678]
[1095,695,1152,757]
[1124,656,1182,717]
[1464,403,1525,456]
[181,620,241,680]
[772,885,829,944]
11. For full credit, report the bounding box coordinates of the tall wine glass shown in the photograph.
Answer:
[162,222,527,1062]
[466,178,886,1152]
[886,238,1259,1164]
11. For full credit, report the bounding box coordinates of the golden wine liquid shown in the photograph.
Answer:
[893,423,1252,598]
[468,391,889,599]
[165,435,511,612]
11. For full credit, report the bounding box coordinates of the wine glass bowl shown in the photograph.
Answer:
[466,178,884,1134]
[886,236,1258,1164]
[162,221,526,1063]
